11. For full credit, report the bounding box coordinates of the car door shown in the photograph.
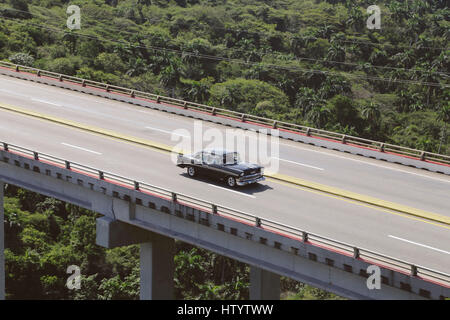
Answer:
[203,152,223,180]
[191,151,205,174]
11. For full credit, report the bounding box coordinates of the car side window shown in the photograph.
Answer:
[212,155,222,165]
[203,152,213,164]
[203,153,222,165]
[194,152,202,163]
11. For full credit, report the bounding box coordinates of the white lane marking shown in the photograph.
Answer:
[145,126,190,138]
[280,142,450,184]
[0,88,29,98]
[31,98,61,107]
[388,235,450,255]
[61,143,102,155]
[208,184,256,198]
[273,157,324,171]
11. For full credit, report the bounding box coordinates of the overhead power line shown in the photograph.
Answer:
[0,15,448,89]
[65,16,449,76]
[1,4,449,52]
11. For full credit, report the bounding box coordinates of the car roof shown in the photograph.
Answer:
[202,149,236,155]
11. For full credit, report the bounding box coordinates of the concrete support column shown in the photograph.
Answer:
[250,266,280,300]
[96,217,175,300]
[140,235,175,300]
[0,181,4,300]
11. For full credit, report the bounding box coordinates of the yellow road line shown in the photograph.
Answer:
[267,178,450,230]
[1,101,448,226]
[0,102,178,153]
[266,172,450,225]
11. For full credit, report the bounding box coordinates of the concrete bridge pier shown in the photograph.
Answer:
[0,181,4,300]
[96,217,174,300]
[249,266,280,300]
[140,237,175,300]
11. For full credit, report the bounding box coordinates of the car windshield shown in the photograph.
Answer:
[224,152,240,165]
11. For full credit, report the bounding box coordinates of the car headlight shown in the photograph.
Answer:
[240,172,245,177]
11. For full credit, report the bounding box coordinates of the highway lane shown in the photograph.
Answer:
[0,75,449,218]
[0,108,449,274]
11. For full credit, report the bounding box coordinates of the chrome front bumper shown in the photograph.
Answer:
[236,176,265,186]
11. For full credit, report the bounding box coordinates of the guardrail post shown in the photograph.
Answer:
[411,265,418,277]
[65,161,71,170]
[255,217,261,227]
[106,85,110,92]
[15,65,19,72]
[273,121,278,129]
[212,204,218,214]
[156,96,161,103]
[130,90,135,98]
[379,143,385,152]
[3,143,8,152]
[33,152,39,161]
[134,181,140,190]
[306,128,311,136]
[241,114,246,122]
[420,152,426,161]
[342,135,347,144]
[302,231,308,242]
[353,247,360,259]
[59,75,63,82]
[211,107,216,115]
[82,80,86,87]
[98,171,104,180]
[37,70,41,77]
[171,192,177,202]
[183,102,188,110]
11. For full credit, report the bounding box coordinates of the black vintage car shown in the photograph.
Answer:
[177,149,265,187]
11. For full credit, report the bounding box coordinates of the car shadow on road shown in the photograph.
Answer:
[179,173,273,196]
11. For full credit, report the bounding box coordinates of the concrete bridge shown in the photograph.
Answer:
[0,142,448,300]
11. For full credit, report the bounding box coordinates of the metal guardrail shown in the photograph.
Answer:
[1,140,449,287]
[1,61,449,166]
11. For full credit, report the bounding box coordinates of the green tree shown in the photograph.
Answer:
[3,0,32,19]
[209,78,289,116]
[437,104,450,154]
[8,52,34,66]
[361,102,382,138]
[294,87,325,119]
[94,53,126,74]
[181,77,213,103]
[306,105,332,129]
[328,95,362,131]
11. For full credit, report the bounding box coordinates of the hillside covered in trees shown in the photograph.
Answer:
[0,0,448,300]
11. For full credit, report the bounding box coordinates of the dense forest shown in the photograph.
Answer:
[0,0,448,299]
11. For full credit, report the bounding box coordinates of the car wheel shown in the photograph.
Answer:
[187,166,197,177]
[226,176,236,188]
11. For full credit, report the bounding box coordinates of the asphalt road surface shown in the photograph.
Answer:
[0,74,448,274]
